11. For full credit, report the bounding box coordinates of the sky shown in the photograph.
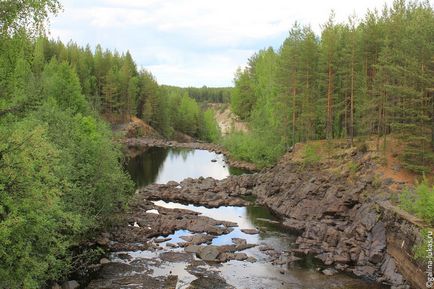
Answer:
[50,0,394,87]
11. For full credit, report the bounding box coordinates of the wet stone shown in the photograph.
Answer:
[154,237,171,243]
[322,268,338,276]
[159,251,194,263]
[186,276,235,289]
[240,228,259,235]
[198,245,220,261]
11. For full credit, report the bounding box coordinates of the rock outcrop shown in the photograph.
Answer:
[248,151,411,288]
[96,140,426,288]
[128,146,415,288]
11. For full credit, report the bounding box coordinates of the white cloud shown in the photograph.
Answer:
[145,49,254,87]
[51,0,394,86]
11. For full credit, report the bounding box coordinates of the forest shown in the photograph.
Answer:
[226,0,434,171]
[0,1,216,288]
[0,0,433,288]
[17,38,221,142]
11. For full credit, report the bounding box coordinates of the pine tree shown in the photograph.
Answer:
[320,13,338,140]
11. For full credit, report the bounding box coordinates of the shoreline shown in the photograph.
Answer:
[123,137,258,172]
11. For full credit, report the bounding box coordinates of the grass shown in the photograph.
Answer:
[399,179,434,225]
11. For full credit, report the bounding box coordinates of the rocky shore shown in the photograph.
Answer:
[86,140,426,289]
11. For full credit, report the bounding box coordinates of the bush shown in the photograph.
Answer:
[412,229,432,262]
[0,99,134,289]
[37,99,133,230]
[0,119,76,288]
[223,131,284,167]
[200,109,221,142]
[302,144,321,166]
[399,179,434,225]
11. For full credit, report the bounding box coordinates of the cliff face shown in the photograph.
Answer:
[250,148,426,289]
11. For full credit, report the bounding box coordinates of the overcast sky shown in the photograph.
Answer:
[50,0,394,87]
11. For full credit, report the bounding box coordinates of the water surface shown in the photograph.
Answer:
[127,147,240,187]
[121,147,387,289]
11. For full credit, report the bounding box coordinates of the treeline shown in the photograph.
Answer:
[161,86,221,141]
[0,2,135,288]
[227,0,434,172]
[27,38,220,141]
[161,85,231,103]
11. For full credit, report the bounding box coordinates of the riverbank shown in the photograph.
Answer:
[88,176,387,289]
[81,139,428,289]
[123,137,258,171]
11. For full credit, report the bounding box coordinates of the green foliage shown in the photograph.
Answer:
[36,100,133,228]
[400,180,434,225]
[412,228,433,262]
[0,119,75,288]
[231,67,256,120]
[161,85,231,103]
[201,109,221,142]
[223,131,285,167]
[0,0,62,36]
[161,86,220,140]
[13,35,222,142]
[42,59,89,114]
[177,93,200,135]
[228,0,434,172]
[0,32,133,288]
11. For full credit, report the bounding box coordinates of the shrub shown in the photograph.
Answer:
[0,119,75,288]
[223,131,284,167]
[412,229,432,262]
[399,179,434,225]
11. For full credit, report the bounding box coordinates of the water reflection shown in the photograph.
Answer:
[126,147,169,187]
[121,148,387,289]
[153,200,290,247]
[127,147,245,187]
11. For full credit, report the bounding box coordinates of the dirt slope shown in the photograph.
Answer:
[209,103,248,135]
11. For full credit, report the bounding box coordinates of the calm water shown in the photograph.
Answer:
[122,148,387,289]
[127,147,245,187]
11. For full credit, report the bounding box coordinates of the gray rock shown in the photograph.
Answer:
[180,234,213,245]
[352,265,376,277]
[166,242,178,248]
[322,268,338,276]
[96,237,110,246]
[246,256,257,263]
[315,252,334,265]
[154,237,171,243]
[185,245,202,254]
[369,222,386,264]
[187,276,235,289]
[99,258,110,264]
[381,255,404,285]
[61,280,80,289]
[218,252,248,262]
[198,245,220,261]
[283,219,305,232]
[240,228,259,235]
[231,238,247,246]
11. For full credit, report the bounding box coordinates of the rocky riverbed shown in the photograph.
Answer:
[88,180,387,289]
[83,141,424,289]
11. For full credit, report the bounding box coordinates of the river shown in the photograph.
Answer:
[87,147,387,289]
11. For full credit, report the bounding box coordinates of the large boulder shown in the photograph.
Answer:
[198,245,220,261]
[369,222,386,264]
